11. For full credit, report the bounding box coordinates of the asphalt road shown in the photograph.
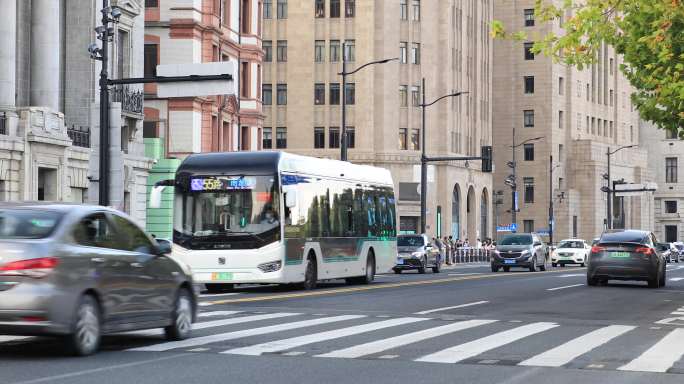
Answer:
[2,262,684,384]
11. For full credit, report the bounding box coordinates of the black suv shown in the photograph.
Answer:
[491,233,548,272]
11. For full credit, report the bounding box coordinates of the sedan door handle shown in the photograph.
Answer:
[130,262,144,268]
[91,257,106,263]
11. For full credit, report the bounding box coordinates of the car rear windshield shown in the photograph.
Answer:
[658,243,670,251]
[558,241,584,249]
[398,236,424,247]
[499,234,533,245]
[600,232,648,244]
[0,209,62,239]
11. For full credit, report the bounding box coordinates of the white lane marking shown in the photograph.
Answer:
[128,315,363,352]
[448,273,484,276]
[668,277,684,282]
[0,335,33,343]
[413,301,490,315]
[415,322,559,364]
[317,319,497,359]
[546,284,584,291]
[222,317,428,356]
[199,292,241,298]
[519,325,636,367]
[558,274,585,278]
[618,328,684,373]
[123,312,299,338]
[198,311,242,318]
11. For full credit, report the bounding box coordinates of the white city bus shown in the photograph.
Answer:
[150,151,397,292]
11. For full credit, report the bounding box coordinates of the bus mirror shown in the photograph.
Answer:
[285,191,297,208]
[150,185,166,209]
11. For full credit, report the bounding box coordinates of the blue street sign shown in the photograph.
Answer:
[536,229,550,236]
[496,223,518,232]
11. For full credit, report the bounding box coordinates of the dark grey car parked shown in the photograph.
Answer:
[0,203,197,356]
[587,230,666,288]
[491,233,548,272]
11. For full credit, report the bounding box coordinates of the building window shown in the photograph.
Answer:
[263,84,272,105]
[344,83,355,105]
[665,201,678,214]
[347,127,355,148]
[241,0,250,33]
[145,0,158,7]
[399,128,408,150]
[399,42,408,63]
[666,129,678,139]
[277,0,287,18]
[410,129,420,150]
[523,110,534,127]
[666,157,678,183]
[330,83,340,105]
[329,127,340,148]
[314,127,325,148]
[314,40,325,62]
[523,143,534,161]
[411,43,420,64]
[523,220,534,233]
[586,84,590,101]
[524,8,534,26]
[412,0,420,21]
[330,0,340,17]
[263,40,273,62]
[240,62,250,98]
[609,89,614,106]
[143,121,158,138]
[117,30,131,78]
[275,127,287,148]
[277,40,287,61]
[576,80,582,97]
[263,127,272,148]
[524,76,534,94]
[400,0,408,20]
[558,110,564,129]
[315,0,324,18]
[264,0,272,18]
[344,40,355,62]
[610,58,614,75]
[399,85,408,107]
[573,215,578,238]
[276,84,287,105]
[144,44,158,77]
[345,0,355,17]
[330,40,340,62]
[577,113,582,131]
[411,86,420,107]
[665,225,678,243]
[523,177,534,203]
[559,144,564,162]
[559,77,564,95]
[524,42,534,60]
[314,83,325,105]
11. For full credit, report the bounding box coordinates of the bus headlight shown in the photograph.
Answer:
[258,260,282,273]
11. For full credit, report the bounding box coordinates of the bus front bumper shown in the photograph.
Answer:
[192,268,287,284]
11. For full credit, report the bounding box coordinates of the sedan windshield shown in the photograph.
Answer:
[0,209,62,239]
[558,241,584,249]
[398,236,425,247]
[499,234,533,245]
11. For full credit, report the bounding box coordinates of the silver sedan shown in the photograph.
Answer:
[0,203,197,356]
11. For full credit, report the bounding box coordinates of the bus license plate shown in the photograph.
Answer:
[504,259,516,264]
[610,252,630,258]
[212,272,233,280]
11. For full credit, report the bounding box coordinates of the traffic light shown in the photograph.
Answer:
[481,146,493,172]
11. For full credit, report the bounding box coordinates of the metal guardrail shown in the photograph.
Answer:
[445,248,492,264]
[67,125,91,148]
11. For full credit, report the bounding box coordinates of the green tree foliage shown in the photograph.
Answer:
[492,0,684,136]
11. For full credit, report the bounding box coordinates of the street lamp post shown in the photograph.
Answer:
[506,131,544,231]
[419,78,469,234]
[339,45,397,161]
[606,145,637,229]
[549,156,560,246]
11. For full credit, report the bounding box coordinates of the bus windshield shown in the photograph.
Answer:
[173,175,280,250]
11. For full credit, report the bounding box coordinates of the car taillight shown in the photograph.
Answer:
[591,245,605,253]
[635,247,654,256]
[0,257,59,278]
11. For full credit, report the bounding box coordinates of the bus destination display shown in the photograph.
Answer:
[190,177,256,191]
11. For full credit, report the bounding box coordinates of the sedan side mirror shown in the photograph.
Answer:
[534,242,542,246]
[156,238,172,255]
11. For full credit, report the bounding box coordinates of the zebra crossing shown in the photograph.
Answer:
[2,310,684,374]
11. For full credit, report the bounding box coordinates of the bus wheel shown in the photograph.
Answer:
[347,252,376,285]
[205,284,234,294]
[301,254,318,290]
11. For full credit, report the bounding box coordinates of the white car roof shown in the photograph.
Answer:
[559,239,587,243]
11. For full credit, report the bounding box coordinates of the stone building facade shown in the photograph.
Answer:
[0,0,152,225]
[492,0,650,242]
[262,0,494,240]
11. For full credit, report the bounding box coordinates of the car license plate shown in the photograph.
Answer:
[211,272,233,280]
[396,258,403,265]
[504,259,516,264]
[610,252,630,258]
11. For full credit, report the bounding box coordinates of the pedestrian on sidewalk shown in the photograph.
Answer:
[443,236,452,265]
[433,236,444,266]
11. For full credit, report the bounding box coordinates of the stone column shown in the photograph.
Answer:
[0,0,16,108]
[30,0,61,111]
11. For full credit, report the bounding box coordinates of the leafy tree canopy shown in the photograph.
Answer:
[492,0,684,136]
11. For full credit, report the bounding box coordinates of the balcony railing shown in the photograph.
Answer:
[111,85,144,115]
[67,125,90,148]
[0,112,7,135]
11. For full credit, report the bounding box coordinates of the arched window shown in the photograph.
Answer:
[480,189,489,239]
[451,185,460,239]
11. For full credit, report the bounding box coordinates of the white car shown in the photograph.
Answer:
[551,239,590,267]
